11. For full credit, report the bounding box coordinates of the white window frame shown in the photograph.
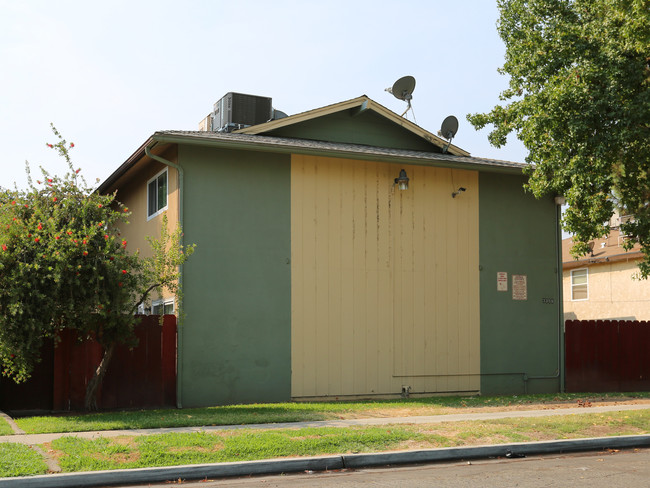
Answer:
[137,299,174,315]
[570,268,589,301]
[147,168,168,220]
[152,298,175,316]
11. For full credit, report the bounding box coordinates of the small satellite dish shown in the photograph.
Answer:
[386,76,416,101]
[440,116,459,140]
[438,115,459,153]
[385,76,417,120]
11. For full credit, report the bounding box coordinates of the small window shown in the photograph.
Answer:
[152,299,175,315]
[137,300,174,315]
[571,268,588,301]
[147,169,168,219]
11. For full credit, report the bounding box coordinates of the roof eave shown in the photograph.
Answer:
[151,132,524,174]
[563,251,644,269]
[97,136,155,194]
[98,130,525,194]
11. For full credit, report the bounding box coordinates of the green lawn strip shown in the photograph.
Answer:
[0,418,14,436]
[0,443,48,477]
[15,392,650,435]
[45,409,650,473]
[49,427,417,472]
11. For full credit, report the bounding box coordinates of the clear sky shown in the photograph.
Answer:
[0,0,528,190]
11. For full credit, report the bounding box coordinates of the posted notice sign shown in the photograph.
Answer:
[497,272,508,291]
[512,274,528,300]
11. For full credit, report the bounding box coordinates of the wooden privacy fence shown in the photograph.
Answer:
[565,319,650,393]
[0,315,177,412]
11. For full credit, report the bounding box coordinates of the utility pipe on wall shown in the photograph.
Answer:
[145,143,185,408]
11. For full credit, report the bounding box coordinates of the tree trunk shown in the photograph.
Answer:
[84,343,115,411]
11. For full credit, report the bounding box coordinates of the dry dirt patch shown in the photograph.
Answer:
[339,397,650,420]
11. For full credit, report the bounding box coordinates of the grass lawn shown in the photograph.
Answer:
[14,392,650,434]
[39,409,650,473]
[0,418,14,436]
[0,444,48,477]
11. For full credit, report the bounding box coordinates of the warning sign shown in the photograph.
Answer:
[497,272,508,291]
[512,274,527,301]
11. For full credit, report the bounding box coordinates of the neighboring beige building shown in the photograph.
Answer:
[562,229,650,321]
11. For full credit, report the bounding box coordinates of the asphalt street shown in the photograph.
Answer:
[126,447,650,488]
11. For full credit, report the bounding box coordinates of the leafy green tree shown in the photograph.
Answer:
[0,127,194,410]
[468,0,650,274]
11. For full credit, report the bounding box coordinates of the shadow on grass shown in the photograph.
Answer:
[14,391,650,434]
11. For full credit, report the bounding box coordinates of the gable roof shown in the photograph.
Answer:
[562,229,643,270]
[234,96,471,157]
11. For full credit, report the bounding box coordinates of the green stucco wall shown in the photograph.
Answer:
[479,172,562,395]
[178,145,291,407]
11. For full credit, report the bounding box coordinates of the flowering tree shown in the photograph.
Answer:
[0,127,194,410]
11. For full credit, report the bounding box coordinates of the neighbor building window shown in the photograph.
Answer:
[147,169,168,219]
[571,268,588,301]
[137,299,174,315]
[152,299,175,315]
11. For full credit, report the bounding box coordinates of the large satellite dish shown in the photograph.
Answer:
[388,76,416,101]
[385,76,417,120]
[438,115,459,154]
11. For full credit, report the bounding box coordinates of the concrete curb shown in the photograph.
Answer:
[3,434,650,488]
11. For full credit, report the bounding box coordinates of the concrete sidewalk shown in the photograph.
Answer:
[2,402,650,445]
[2,403,650,488]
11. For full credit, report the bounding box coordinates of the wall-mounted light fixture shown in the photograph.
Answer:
[451,187,466,198]
[394,169,409,190]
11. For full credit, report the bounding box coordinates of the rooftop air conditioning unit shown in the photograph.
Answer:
[213,92,272,132]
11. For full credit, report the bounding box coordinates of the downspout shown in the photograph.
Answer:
[145,144,185,409]
[524,197,565,392]
[557,200,566,392]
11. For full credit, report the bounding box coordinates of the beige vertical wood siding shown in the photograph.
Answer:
[291,155,480,398]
